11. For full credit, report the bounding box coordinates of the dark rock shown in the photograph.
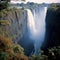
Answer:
[42,5,60,49]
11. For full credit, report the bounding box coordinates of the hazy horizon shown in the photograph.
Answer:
[11,0,60,3]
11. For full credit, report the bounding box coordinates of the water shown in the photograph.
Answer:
[27,9,37,38]
[27,7,47,55]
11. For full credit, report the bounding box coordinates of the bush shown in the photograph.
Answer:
[29,46,60,60]
[0,0,10,10]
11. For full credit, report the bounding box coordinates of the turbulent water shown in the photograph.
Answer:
[27,7,47,54]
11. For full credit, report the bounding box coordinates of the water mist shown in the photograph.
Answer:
[27,7,47,55]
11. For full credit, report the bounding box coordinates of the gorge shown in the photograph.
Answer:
[19,3,60,56]
[0,2,60,57]
[19,4,48,55]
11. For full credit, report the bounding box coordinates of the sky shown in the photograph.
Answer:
[26,0,60,3]
[11,0,60,3]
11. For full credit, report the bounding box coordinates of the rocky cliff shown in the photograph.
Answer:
[0,8,27,43]
[42,4,60,49]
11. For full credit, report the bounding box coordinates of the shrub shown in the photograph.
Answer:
[0,0,10,10]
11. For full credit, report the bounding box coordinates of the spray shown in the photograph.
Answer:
[27,7,47,55]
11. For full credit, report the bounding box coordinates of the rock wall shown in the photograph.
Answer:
[0,8,27,43]
[42,5,60,49]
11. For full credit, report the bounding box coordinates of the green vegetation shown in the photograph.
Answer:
[13,43,24,54]
[0,35,59,60]
[0,0,10,10]
[0,8,25,40]
[49,3,60,11]
[29,46,60,60]
[21,0,25,1]
[0,37,60,60]
[0,2,60,60]
[0,52,7,60]
[0,36,28,60]
[0,20,11,37]
[0,8,28,59]
[0,20,10,25]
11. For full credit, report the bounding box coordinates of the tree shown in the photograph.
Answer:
[0,0,10,10]
[21,0,25,1]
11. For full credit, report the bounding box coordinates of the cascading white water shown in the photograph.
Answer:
[27,7,47,54]
[27,9,37,38]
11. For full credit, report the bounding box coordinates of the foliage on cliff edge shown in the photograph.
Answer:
[0,36,29,60]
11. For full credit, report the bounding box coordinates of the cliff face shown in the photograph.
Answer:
[42,4,60,49]
[0,8,27,42]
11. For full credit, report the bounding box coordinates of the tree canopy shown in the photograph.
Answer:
[0,0,10,10]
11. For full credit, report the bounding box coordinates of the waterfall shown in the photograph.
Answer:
[27,9,37,38]
[27,7,47,55]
